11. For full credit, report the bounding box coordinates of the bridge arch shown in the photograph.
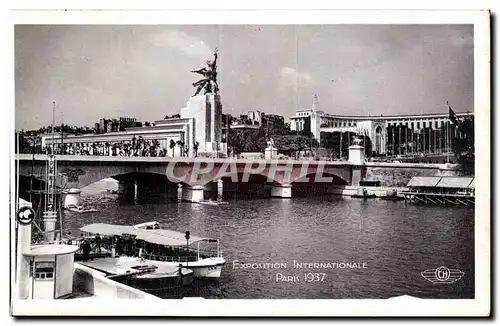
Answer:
[290,172,349,185]
[216,171,281,186]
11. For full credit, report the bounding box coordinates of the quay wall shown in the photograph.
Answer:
[365,167,459,187]
[318,185,408,197]
[73,263,159,300]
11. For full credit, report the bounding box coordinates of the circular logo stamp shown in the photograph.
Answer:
[434,266,451,282]
[16,206,35,225]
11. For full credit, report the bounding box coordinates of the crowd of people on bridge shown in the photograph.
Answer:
[44,136,170,157]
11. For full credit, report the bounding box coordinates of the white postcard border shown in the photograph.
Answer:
[5,8,490,317]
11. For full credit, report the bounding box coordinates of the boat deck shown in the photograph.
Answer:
[79,257,149,276]
[79,256,181,277]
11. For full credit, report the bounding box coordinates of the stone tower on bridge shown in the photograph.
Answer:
[182,48,224,156]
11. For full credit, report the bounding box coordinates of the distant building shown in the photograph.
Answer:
[289,94,323,143]
[94,117,138,134]
[290,95,474,155]
[43,101,226,158]
[229,110,285,133]
[98,118,107,134]
[262,114,285,131]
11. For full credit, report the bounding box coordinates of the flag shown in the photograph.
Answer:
[447,102,459,125]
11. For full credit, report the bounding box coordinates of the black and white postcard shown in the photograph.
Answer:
[8,8,490,317]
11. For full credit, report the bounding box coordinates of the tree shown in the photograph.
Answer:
[169,139,176,157]
[176,140,185,157]
[193,141,199,157]
[228,128,267,155]
[272,134,310,159]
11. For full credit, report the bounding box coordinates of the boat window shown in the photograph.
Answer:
[34,262,54,280]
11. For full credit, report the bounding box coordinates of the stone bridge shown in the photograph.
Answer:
[15,154,443,204]
[15,154,363,202]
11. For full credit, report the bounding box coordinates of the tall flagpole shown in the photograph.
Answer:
[423,126,426,155]
[391,126,395,156]
[397,124,401,155]
[406,126,408,155]
[446,122,449,163]
[433,127,435,153]
[60,110,64,155]
[417,132,420,154]
[439,124,442,154]
[339,132,343,160]
[411,127,414,155]
[444,121,448,155]
[52,101,55,155]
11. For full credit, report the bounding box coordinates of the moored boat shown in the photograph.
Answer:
[65,205,100,213]
[351,187,376,199]
[198,200,229,206]
[80,222,226,279]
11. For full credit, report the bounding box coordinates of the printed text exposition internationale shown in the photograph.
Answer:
[232,260,368,270]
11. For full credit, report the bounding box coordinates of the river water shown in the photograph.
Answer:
[62,181,474,299]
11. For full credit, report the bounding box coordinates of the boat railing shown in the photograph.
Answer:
[140,252,199,262]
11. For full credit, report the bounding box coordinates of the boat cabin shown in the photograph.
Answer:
[79,223,221,263]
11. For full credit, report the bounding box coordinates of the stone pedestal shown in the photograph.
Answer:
[271,183,292,198]
[181,185,205,203]
[265,147,278,160]
[63,188,81,208]
[177,184,183,200]
[217,179,223,200]
[349,142,366,186]
[351,166,367,186]
[117,181,135,196]
[348,144,365,165]
[166,184,179,199]
[181,94,222,156]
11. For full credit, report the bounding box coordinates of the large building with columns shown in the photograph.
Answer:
[290,96,473,155]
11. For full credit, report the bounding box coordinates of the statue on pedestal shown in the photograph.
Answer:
[190,48,219,96]
[266,138,275,149]
[265,137,277,160]
[352,136,363,146]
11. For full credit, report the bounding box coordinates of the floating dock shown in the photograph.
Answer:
[401,176,475,206]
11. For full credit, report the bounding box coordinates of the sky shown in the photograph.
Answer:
[15,24,474,130]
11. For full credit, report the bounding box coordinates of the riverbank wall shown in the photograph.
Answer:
[365,167,459,187]
[318,185,408,198]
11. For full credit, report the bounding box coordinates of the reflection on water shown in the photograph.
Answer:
[62,188,474,299]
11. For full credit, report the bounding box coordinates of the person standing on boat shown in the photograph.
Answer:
[78,233,85,252]
[95,233,102,254]
[82,238,91,261]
